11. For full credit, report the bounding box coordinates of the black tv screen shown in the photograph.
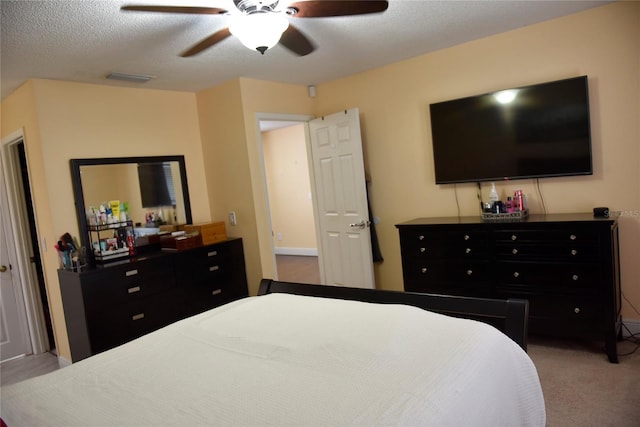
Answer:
[138,162,173,208]
[429,76,593,184]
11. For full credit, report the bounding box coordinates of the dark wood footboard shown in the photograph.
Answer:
[258,279,529,351]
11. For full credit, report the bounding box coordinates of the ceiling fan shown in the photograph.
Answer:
[121,0,389,56]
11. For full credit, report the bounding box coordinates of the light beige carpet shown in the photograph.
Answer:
[527,336,640,427]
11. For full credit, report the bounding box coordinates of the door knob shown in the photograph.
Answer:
[0,265,7,272]
[349,219,370,230]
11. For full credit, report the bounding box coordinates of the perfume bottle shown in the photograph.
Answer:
[506,196,514,213]
[514,190,524,212]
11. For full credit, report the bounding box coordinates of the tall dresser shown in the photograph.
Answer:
[396,214,621,362]
[59,238,249,362]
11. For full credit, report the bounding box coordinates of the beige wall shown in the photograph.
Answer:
[313,1,640,319]
[1,80,211,361]
[262,124,317,252]
[196,78,314,295]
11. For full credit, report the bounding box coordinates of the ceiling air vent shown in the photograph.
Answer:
[106,72,155,83]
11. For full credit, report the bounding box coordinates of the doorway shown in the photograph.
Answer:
[260,119,321,285]
[1,133,54,358]
[255,109,375,289]
[16,142,55,349]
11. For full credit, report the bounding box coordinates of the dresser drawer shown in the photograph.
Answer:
[400,229,489,259]
[403,259,490,286]
[179,281,242,315]
[174,244,231,287]
[83,260,175,305]
[495,261,600,291]
[124,292,182,334]
[85,291,181,354]
[493,228,597,243]
[494,242,599,261]
[527,296,605,336]
[529,296,601,320]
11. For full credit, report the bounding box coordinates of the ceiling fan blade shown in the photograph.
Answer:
[180,28,232,57]
[121,5,227,15]
[287,1,388,18]
[279,25,315,56]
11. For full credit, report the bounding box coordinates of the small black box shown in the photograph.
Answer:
[593,207,609,217]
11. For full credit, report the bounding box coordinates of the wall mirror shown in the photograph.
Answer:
[70,156,192,260]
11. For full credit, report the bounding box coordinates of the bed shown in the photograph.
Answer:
[1,280,545,426]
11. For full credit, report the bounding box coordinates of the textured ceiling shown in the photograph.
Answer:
[0,0,611,101]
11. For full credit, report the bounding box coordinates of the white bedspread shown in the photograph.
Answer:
[1,293,545,426]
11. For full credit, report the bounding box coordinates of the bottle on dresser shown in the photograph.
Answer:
[506,196,514,213]
[489,182,500,204]
[514,190,525,211]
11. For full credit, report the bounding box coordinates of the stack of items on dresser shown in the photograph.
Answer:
[481,183,528,221]
[159,221,227,251]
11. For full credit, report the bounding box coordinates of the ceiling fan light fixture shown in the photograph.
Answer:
[229,12,289,54]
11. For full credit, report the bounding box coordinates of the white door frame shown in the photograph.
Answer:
[254,113,321,282]
[1,129,50,355]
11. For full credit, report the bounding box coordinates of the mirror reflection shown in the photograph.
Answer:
[79,161,187,227]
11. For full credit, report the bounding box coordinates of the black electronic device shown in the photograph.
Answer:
[138,162,174,208]
[593,207,609,217]
[430,76,593,184]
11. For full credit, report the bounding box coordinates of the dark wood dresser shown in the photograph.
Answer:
[59,238,249,362]
[396,214,622,362]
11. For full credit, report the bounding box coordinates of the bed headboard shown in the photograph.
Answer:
[258,279,529,351]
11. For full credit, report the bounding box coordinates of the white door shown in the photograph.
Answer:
[308,108,374,289]
[0,165,30,362]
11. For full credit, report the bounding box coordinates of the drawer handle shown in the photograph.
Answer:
[574,307,581,314]
[211,289,223,296]
[421,267,427,274]
[571,249,578,256]
[513,272,520,278]
[418,235,425,241]
[570,234,577,240]
[420,247,426,253]
[512,248,518,255]
[132,313,145,321]
[208,251,218,257]
[125,269,138,277]
[464,234,470,241]
[572,274,579,281]
[511,235,517,241]
[209,265,220,272]
[127,286,141,294]
[465,248,471,254]
[466,270,473,276]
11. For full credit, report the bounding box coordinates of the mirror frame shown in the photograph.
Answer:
[70,155,192,264]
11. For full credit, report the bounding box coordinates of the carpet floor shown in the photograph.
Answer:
[528,336,640,426]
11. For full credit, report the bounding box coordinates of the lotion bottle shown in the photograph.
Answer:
[488,182,500,204]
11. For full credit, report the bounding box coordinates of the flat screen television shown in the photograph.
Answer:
[429,76,593,184]
[138,162,174,208]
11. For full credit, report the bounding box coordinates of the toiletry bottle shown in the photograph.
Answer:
[514,190,524,212]
[119,203,127,223]
[506,196,514,213]
[488,182,500,206]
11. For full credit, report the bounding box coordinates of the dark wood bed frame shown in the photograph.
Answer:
[258,279,529,351]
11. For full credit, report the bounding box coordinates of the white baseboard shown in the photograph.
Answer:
[58,355,72,367]
[622,319,640,337]
[274,247,318,256]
